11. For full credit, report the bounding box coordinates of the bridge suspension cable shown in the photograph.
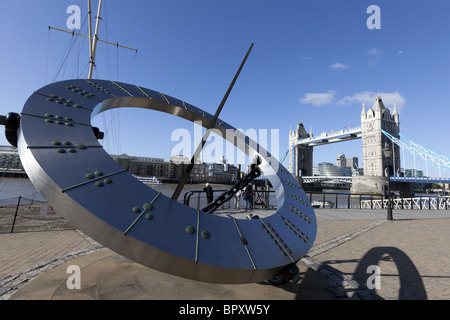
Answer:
[381,129,450,170]
[280,149,289,166]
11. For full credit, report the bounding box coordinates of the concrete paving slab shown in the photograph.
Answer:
[3,208,449,300]
[9,248,334,300]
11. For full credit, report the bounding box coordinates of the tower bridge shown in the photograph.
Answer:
[288,94,448,195]
[295,126,362,147]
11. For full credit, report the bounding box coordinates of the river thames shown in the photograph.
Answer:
[0,177,359,210]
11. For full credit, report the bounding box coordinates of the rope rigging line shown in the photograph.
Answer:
[47,3,137,82]
[48,13,90,83]
[46,1,139,158]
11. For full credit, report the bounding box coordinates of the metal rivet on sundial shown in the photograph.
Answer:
[56,121,64,125]
[94,171,103,177]
[104,178,112,184]
[145,213,153,220]
[240,237,248,245]
[52,141,61,146]
[68,148,76,153]
[95,181,104,187]
[45,119,53,123]
[75,144,87,150]
[143,202,154,211]
[56,115,64,120]
[85,173,95,179]
[65,117,73,121]
[50,95,58,98]
[57,148,66,153]
[185,225,195,234]
[63,141,72,146]
[65,122,73,127]
[132,207,141,214]
[45,113,54,118]
[74,104,82,108]
[47,98,55,102]
[201,230,210,239]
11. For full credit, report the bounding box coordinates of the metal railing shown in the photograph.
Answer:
[306,192,450,210]
[360,196,450,210]
[183,188,450,211]
[183,188,273,211]
[306,192,379,209]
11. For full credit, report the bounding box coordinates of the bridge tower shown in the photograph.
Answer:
[361,94,400,177]
[289,121,313,177]
[352,93,404,195]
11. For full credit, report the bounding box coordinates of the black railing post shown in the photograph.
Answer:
[10,196,22,233]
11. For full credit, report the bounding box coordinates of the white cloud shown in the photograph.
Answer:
[294,55,312,61]
[299,90,337,107]
[366,48,383,67]
[337,91,406,111]
[367,48,383,56]
[330,62,350,69]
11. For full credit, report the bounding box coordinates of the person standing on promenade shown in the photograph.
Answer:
[203,183,214,204]
[244,183,253,211]
[234,189,241,210]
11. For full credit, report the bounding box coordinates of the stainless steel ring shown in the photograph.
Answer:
[18,79,317,283]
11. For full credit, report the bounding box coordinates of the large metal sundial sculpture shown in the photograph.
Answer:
[3,46,317,285]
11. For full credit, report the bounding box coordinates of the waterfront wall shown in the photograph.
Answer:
[351,176,387,195]
[351,175,414,197]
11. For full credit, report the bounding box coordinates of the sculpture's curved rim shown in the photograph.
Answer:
[18,79,317,283]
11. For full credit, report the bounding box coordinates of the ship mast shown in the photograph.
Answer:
[88,0,103,79]
[48,0,137,80]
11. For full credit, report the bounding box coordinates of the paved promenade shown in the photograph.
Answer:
[1,207,449,300]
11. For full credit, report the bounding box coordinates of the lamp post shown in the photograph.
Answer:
[382,146,393,220]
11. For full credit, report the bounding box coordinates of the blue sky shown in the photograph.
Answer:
[1,0,449,173]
